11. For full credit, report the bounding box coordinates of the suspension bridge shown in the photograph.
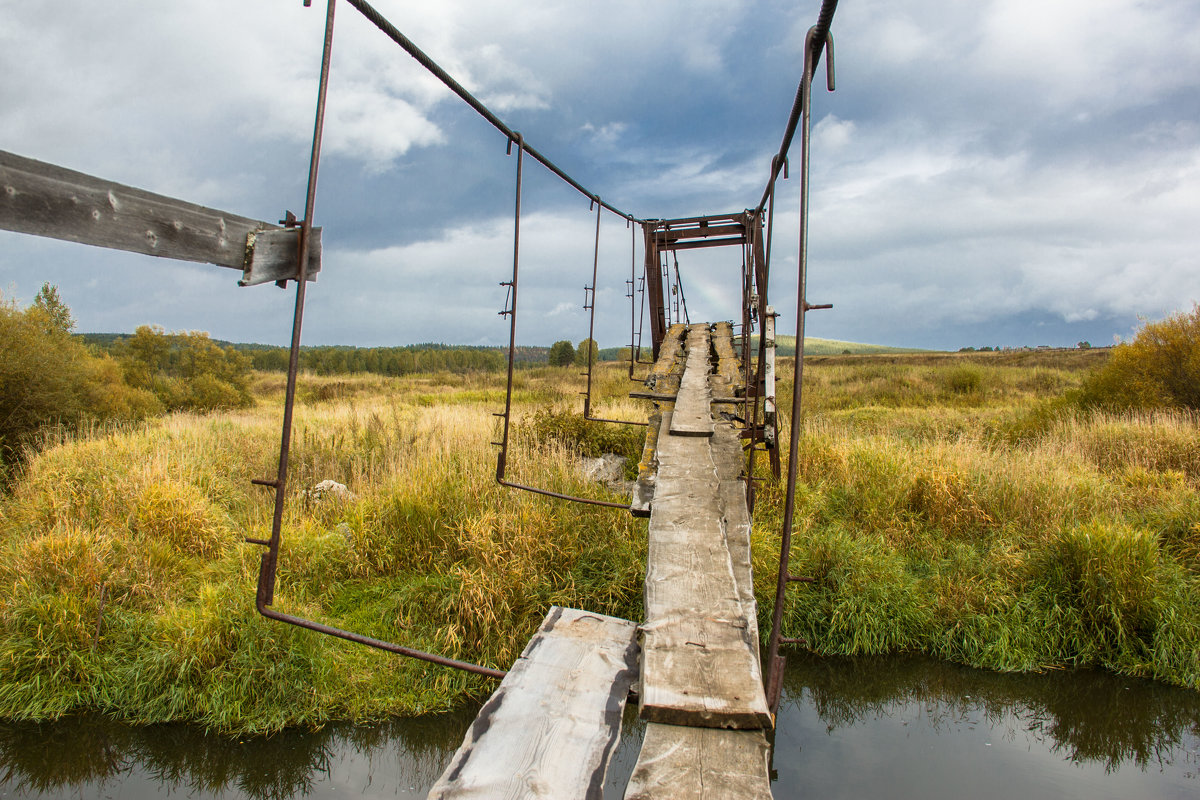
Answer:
[0,0,841,795]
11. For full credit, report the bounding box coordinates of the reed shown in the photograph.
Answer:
[1,352,1197,733]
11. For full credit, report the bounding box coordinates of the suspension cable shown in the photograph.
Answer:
[344,0,641,223]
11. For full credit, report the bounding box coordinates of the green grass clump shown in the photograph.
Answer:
[756,351,1200,689]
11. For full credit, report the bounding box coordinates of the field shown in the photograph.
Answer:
[0,348,1197,733]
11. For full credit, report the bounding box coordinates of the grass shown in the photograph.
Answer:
[0,349,1197,733]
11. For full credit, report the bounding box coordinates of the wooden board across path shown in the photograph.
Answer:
[624,723,773,799]
[428,607,639,799]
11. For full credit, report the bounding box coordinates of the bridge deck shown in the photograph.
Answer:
[431,323,770,799]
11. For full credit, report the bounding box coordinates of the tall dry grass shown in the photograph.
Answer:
[0,366,645,732]
[756,353,1200,687]
[1,351,1197,734]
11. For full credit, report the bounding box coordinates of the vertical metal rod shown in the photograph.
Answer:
[495,159,633,506]
[583,200,602,418]
[257,0,337,609]
[672,251,689,325]
[628,220,637,379]
[766,25,821,715]
[496,134,524,482]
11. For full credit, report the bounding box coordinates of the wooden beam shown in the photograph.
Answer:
[652,213,745,227]
[624,724,773,799]
[639,410,772,730]
[658,236,746,252]
[0,149,320,284]
[654,224,746,241]
[668,326,714,438]
[429,606,639,799]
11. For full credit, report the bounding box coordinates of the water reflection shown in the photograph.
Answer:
[782,652,1200,772]
[775,653,1200,799]
[0,707,478,799]
[1,657,1197,799]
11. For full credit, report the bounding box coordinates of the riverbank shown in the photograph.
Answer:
[1,352,1196,732]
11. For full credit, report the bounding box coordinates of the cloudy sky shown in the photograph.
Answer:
[2,0,1197,350]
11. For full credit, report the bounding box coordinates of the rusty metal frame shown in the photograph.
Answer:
[493,138,632,511]
[641,215,745,357]
[765,21,837,714]
[247,0,505,681]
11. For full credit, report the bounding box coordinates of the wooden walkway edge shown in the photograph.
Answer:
[429,607,639,799]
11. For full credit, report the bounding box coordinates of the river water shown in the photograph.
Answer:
[2,654,1196,799]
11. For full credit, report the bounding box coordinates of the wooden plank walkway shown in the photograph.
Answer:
[624,724,773,799]
[631,324,688,517]
[637,407,771,729]
[429,607,639,799]
[432,322,771,799]
[668,326,715,437]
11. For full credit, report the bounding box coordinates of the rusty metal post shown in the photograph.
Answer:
[583,200,601,418]
[495,133,524,484]
[248,0,506,681]
[251,0,339,609]
[765,24,835,715]
[642,222,667,359]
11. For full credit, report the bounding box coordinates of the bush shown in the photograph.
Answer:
[0,288,157,474]
[1076,306,1200,411]
[523,408,643,474]
[118,326,253,412]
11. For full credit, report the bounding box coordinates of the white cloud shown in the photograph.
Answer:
[2,0,1198,350]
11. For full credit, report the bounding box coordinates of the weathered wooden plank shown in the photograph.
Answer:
[711,421,760,665]
[632,324,688,517]
[653,223,746,241]
[429,606,639,800]
[640,411,771,730]
[657,236,747,252]
[238,228,323,287]
[668,326,714,438]
[623,723,772,800]
[631,390,742,404]
[641,323,687,395]
[0,149,320,283]
[708,321,742,405]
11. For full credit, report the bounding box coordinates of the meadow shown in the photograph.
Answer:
[0,348,1197,733]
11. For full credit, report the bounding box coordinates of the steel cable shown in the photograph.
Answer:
[345,0,640,223]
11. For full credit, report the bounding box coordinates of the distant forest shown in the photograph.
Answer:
[80,335,628,376]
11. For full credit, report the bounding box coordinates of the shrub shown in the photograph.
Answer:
[0,288,157,473]
[1076,305,1200,411]
[118,326,253,412]
[944,366,983,395]
[523,408,643,470]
